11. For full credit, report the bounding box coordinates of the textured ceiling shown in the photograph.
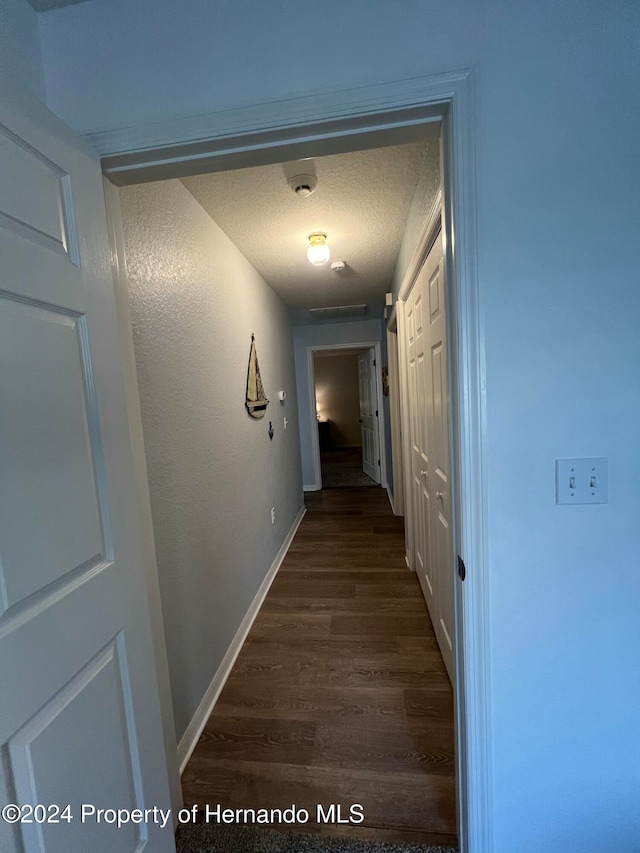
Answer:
[182,140,438,313]
[27,0,88,11]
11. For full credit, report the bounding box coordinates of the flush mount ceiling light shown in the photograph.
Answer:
[307,232,330,267]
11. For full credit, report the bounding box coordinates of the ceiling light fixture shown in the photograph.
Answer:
[307,232,330,267]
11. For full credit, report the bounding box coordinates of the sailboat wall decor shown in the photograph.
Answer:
[245,333,269,419]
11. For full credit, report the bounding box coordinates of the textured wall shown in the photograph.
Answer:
[391,138,442,298]
[293,320,383,489]
[314,354,361,447]
[0,0,45,99]
[119,179,303,742]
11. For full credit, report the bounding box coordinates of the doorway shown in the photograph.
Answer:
[307,342,386,492]
[105,71,488,852]
[314,348,378,488]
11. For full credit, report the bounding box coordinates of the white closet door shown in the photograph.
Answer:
[405,276,436,615]
[425,231,455,681]
[401,225,455,683]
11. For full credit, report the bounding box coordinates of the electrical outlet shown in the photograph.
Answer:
[556,458,608,505]
[270,506,276,524]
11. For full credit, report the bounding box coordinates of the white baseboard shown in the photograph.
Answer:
[303,483,321,492]
[176,504,307,774]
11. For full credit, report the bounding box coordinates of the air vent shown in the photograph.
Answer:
[309,304,368,321]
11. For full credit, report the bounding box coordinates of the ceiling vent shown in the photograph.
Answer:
[288,174,318,197]
[309,304,368,321]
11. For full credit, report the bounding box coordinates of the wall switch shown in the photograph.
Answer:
[283,417,288,430]
[556,458,608,505]
[270,506,276,524]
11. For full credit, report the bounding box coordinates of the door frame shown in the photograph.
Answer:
[307,342,386,491]
[98,70,491,852]
[385,320,405,517]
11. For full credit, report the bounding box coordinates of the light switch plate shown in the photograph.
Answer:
[556,458,608,505]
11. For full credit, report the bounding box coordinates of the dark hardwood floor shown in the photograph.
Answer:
[181,487,457,847]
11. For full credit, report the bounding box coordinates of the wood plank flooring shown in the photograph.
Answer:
[181,487,457,848]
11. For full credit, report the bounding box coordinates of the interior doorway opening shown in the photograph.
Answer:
[306,342,387,492]
[104,71,488,852]
[312,346,383,489]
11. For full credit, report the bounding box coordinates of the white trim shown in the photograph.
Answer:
[372,344,388,490]
[176,505,306,774]
[386,324,404,517]
[93,72,461,180]
[307,341,387,491]
[307,350,323,491]
[441,82,493,853]
[96,69,491,852]
[396,302,415,566]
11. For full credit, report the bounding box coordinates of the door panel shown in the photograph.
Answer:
[0,299,105,611]
[427,245,455,678]
[0,82,173,852]
[401,225,455,683]
[8,637,144,853]
[406,269,435,611]
[0,121,77,260]
[358,350,381,483]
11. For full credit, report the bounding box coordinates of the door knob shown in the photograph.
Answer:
[436,490,445,499]
[420,470,427,477]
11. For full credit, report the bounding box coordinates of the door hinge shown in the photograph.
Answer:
[457,555,466,581]
[373,359,376,366]
[375,409,378,417]
[378,459,381,466]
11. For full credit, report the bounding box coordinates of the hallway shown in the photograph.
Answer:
[181,488,457,847]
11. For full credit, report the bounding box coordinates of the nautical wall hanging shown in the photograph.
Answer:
[245,333,269,419]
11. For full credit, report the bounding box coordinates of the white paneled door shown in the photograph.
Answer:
[357,350,381,483]
[0,83,174,851]
[425,230,455,680]
[405,269,436,616]
[402,225,455,682]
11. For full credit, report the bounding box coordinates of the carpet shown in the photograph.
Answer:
[175,824,458,853]
[321,464,377,488]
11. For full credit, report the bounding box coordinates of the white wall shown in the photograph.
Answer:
[33,2,640,850]
[293,319,382,489]
[119,179,303,742]
[0,0,45,99]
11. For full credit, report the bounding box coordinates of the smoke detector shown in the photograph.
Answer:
[288,174,318,198]
[331,260,346,272]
